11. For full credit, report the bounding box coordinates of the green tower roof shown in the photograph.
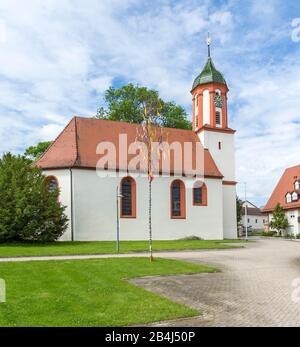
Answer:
[192,57,226,90]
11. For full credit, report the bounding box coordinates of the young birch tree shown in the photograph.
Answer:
[136,97,165,262]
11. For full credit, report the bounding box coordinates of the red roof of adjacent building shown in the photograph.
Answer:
[242,207,263,216]
[263,165,300,212]
[35,117,223,178]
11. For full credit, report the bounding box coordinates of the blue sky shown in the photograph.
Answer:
[0,0,300,206]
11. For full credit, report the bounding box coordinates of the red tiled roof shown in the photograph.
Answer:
[35,116,223,178]
[263,165,300,212]
[242,207,263,216]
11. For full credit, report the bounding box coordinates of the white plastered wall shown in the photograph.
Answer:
[198,130,237,239]
[198,131,235,182]
[43,169,72,241]
[268,210,300,236]
[45,169,225,241]
[241,214,266,230]
[222,185,237,239]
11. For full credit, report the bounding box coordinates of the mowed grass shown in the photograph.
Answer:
[0,258,217,327]
[0,239,247,258]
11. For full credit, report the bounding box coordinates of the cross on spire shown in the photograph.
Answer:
[207,32,212,58]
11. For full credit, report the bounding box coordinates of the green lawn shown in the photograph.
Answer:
[0,239,247,258]
[0,258,217,326]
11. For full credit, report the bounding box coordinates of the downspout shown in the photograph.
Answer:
[70,168,74,241]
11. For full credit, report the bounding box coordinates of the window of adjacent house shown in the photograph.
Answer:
[171,180,186,219]
[193,182,207,206]
[247,218,250,223]
[121,177,136,218]
[216,111,221,125]
[218,141,222,150]
[255,219,258,223]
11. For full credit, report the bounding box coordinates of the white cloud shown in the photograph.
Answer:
[0,0,299,207]
[233,52,300,206]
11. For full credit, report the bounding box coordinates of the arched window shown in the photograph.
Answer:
[286,193,292,203]
[121,177,136,218]
[193,181,207,206]
[170,180,186,219]
[46,176,59,193]
[295,181,300,191]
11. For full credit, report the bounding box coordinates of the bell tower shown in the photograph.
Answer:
[191,34,237,239]
[191,34,229,132]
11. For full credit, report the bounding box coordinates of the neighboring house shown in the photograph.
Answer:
[241,200,266,231]
[263,165,300,236]
[36,45,237,241]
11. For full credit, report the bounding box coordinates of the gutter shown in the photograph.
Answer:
[70,168,74,241]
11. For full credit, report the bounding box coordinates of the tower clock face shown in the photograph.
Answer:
[214,94,223,108]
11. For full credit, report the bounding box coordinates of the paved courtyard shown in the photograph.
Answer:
[132,238,300,327]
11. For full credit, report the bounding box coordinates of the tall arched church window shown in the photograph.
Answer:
[121,177,136,218]
[170,180,186,219]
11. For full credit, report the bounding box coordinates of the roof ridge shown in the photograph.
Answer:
[75,116,195,134]
[286,164,300,170]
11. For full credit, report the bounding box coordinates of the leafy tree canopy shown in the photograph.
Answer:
[25,141,52,160]
[96,84,192,130]
[236,196,243,226]
[0,153,68,242]
[269,203,289,236]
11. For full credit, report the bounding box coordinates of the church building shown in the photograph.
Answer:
[36,42,238,241]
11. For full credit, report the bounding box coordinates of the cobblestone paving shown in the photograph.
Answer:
[132,238,300,327]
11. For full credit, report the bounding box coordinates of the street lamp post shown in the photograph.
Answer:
[244,182,248,241]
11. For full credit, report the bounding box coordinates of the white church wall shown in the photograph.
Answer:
[222,185,237,239]
[51,169,224,241]
[199,130,235,182]
[43,169,72,241]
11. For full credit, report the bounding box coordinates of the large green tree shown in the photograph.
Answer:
[236,196,243,227]
[0,153,68,242]
[25,141,52,160]
[269,203,289,236]
[96,84,192,130]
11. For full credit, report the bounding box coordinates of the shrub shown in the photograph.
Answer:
[0,153,68,242]
[179,235,203,241]
[261,231,275,237]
